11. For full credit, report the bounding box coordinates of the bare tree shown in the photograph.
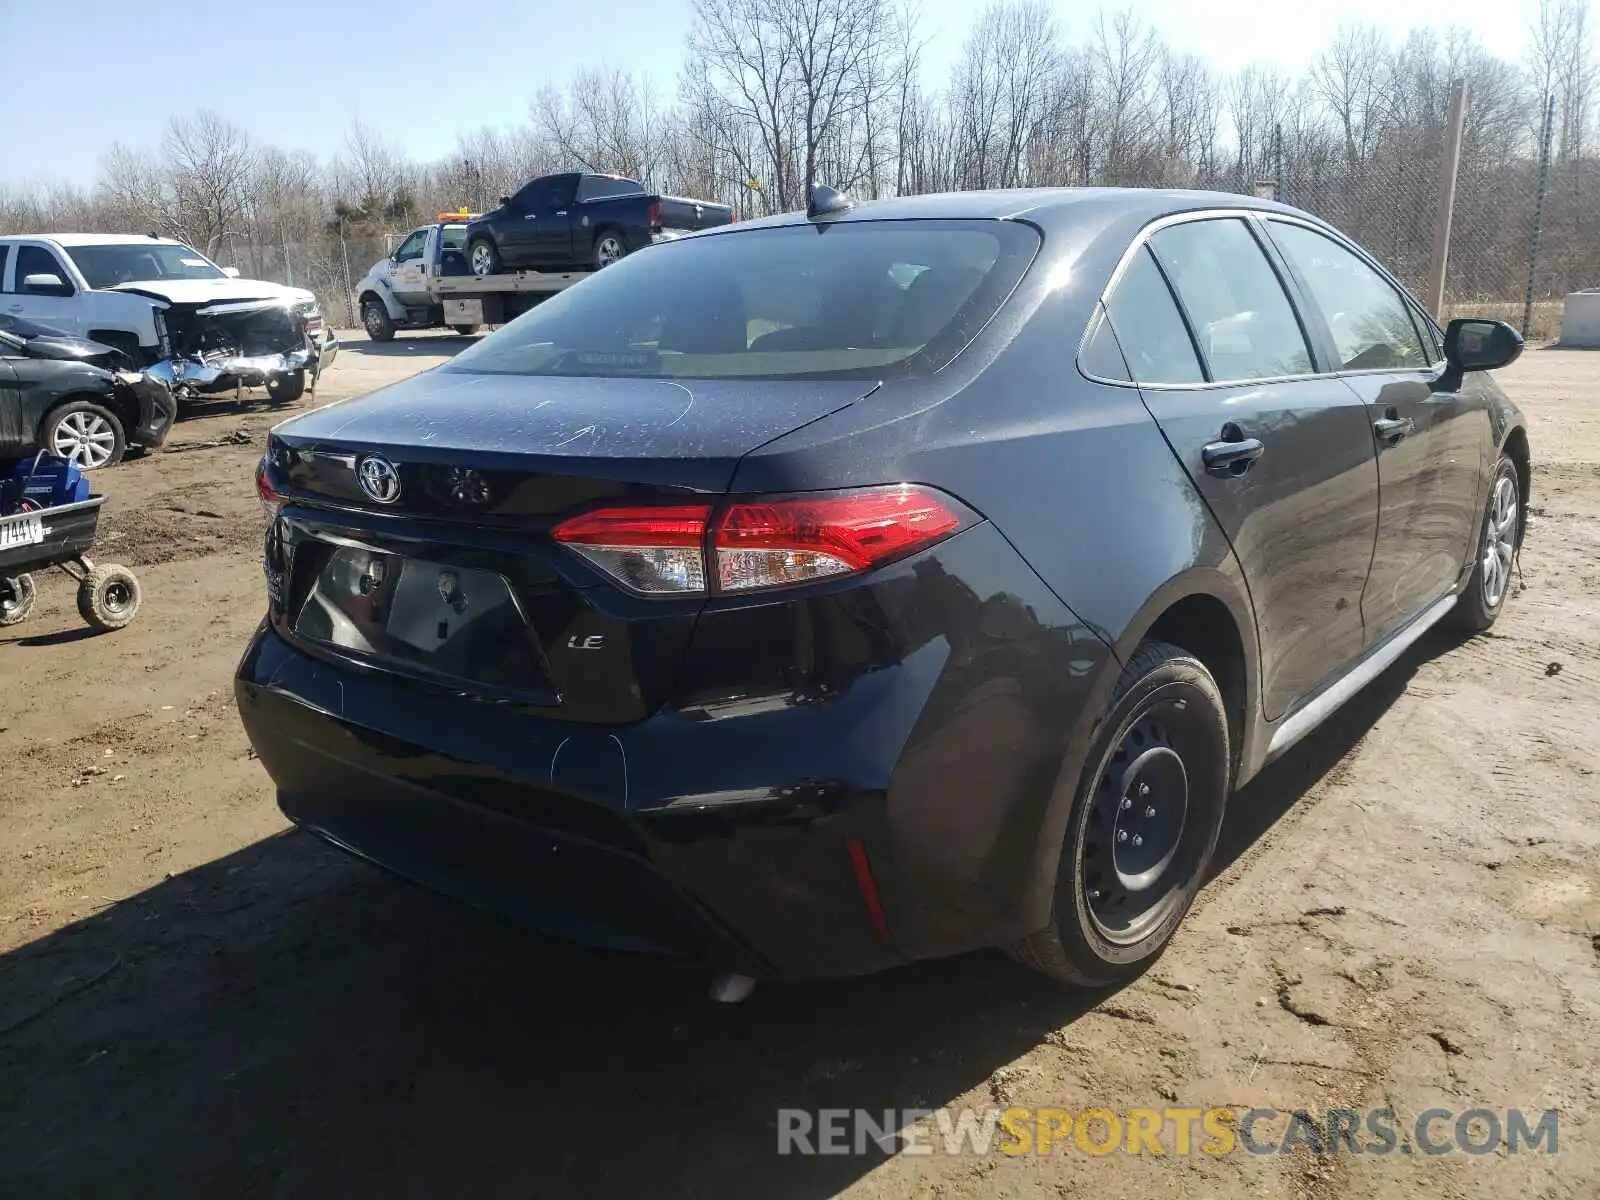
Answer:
[162,111,256,257]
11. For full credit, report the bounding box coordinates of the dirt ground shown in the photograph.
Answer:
[1,334,1597,1199]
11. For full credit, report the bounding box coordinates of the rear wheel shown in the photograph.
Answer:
[42,400,126,470]
[362,299,395,342]
[266,369,307,405]
[450,324,481,336]
[468,237,500,277]
[0,574,36,626]
[1010,640,1229,988]
[592,230,628,269]
[78,564,141,631]
[1449,454,1520,632]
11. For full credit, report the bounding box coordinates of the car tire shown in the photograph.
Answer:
[1009,640,1230,989]
[266,369,307,406]
[468,237,501,278]
[41,400,126,470]
[362,299,396,342]
[592,229,628,269]
[77,563,141,632]
[1449,454,1521,633]
[0,573,37,627]
[450,324,481,336]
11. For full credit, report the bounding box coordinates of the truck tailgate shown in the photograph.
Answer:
[657,195,735,232]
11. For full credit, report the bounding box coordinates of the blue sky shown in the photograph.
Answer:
[0,0,1538,189]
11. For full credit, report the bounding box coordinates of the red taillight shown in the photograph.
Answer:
[647,200,662,229]
[549,486,966,596]
[255,456,285,518]
[716,489,961,591]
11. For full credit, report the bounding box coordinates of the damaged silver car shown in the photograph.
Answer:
[143,296,329,405]
[0,234,339,408]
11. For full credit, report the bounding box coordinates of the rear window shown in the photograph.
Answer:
[444,219,1040,381]
[440,225,468,251]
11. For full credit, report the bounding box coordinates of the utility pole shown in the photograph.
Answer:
[1425,79,1468,320]
[1521,94,1556,336]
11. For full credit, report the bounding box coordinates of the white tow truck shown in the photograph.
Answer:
[353,213,587,341]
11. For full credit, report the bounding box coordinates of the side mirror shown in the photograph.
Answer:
[222,265,241,278]
[1444,317,1523,374]
[498,195,513,208]
[21,273,70,296]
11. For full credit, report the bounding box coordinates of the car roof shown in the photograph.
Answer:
[0,233,194,247]
[706,186,1311,235]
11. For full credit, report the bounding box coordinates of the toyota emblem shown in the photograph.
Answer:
[357,455,402,505]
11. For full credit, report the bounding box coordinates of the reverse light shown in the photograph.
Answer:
[552,504,712,594]
[255,456,286,518]
[549,486,968,597]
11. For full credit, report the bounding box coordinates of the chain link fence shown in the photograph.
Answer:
[218,87,1595,344]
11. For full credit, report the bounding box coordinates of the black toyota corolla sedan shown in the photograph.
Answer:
[238,186,1529,987]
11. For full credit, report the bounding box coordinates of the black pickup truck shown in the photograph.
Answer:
[463,172,734,276]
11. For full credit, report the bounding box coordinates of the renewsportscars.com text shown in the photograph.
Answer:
[777,1106,1560,1157]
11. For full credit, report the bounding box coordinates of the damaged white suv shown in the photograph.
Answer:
[0,234,337,406]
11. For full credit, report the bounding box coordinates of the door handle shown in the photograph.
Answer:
[1201,434,1265,476]
[1373,412,1414,443]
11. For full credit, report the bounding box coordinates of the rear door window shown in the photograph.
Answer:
[1149,218,1313,381]
[444,219,1040,381]
[1102,248,1204,385]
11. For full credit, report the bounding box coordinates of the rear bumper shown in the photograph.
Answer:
[236,624,910,977]
[234,521,1114,978]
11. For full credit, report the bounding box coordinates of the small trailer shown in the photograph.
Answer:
[0,454,142,632]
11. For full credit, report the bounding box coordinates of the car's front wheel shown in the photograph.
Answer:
[42,400,126,470]
[1450,453,1521,632]
[1011,640,1230,988]
[266,369,307,405]
[362,299,395,342]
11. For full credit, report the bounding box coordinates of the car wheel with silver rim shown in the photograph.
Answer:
[1450,453,1522,632]
[468,237,500,278]
[593,231,627,268]
[42,401,127,470]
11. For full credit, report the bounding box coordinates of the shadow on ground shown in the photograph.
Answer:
[0,628,1451,1198]
[333,333,482,360]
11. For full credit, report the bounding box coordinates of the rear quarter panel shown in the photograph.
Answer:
[728,238,1260,935]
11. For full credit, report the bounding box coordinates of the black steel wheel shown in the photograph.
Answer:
[1011,640,1230,988]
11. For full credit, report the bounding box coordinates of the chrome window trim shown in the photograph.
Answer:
[1076,205,1449,388]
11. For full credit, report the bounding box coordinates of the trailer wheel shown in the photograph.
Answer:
[266,369,307,405]
[78,564,141,632]
[362,299,396,342]
[0,574,36,627]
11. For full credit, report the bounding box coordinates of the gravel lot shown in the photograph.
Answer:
[1,334,1596,1199]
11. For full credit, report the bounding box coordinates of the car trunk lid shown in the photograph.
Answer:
[263,370,873,722]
